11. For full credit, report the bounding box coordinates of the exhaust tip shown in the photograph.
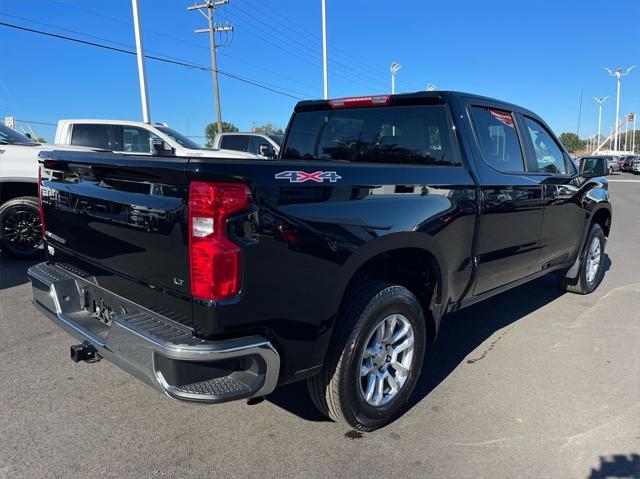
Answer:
[70,342,101,363]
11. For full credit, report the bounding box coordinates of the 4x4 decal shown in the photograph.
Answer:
[275,171,342,183]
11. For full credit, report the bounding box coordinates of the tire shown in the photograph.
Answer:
[559,223,606,294]
[307,280,427,431]
[0,196,44,259]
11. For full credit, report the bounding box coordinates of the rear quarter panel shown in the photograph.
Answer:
[188,160,477,379]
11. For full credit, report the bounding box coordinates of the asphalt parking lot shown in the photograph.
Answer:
[1,174,639,479]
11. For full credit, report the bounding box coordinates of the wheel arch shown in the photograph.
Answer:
[565,202,612,280]
[336,233,449,343]
[0,178,38,204]
[590,206,611,238]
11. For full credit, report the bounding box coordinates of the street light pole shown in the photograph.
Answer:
[604,65,636,152]
[131,0,151,123]
[390,62,401,94]
[321,0,328,99]
[593,96,608,153]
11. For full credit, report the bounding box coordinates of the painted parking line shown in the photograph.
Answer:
[607,179,640,183]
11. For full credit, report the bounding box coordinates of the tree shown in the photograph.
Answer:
[253,123,284,135]
[559,132,586,153]
[204,121,239,147]
[616,129,639,152]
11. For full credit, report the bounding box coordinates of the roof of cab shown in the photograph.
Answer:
[294,90,534,117]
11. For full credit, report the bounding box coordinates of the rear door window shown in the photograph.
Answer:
[470,107,525,173]
[523,117,567,174]
[282,105,459,166]
[220,135,250,152]
[71,124,118,150]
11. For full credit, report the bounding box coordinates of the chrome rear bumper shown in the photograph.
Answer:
[28,262,280,403]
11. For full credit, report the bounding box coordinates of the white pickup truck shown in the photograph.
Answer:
[212,132,282,159]
[55,119,259,159]
[0,123,101,257]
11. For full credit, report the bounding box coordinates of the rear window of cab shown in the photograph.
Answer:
[283,105,461,167]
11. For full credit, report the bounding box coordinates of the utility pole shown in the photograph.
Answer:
[189,1,233,134]
[390,62,401,94]
[593,96,608,153]
[604,65,635,151]
[131,0,151,123]
[321,0,328,99]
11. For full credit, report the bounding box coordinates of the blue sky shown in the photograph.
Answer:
[1,0,639,143]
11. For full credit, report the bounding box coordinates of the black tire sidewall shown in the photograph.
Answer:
[579,224,605,293]
[0,198,43,258]
[341,287,426,428]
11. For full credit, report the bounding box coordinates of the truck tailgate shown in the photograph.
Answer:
[39,152,192,296]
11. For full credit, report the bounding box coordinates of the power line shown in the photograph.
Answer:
[47,0,424,94]
[243,2,424,92]
[0,21,305,100]
[224,5,389,91]
[0,117,57,127]
[0,12,203,66]
[222,9,385,92]
[22,4,318,96]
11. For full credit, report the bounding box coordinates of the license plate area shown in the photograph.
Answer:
[78,284,128,328]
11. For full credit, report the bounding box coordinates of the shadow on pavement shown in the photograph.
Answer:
[0,255,39,290]
[408,274,564,411]
[268,254,612,424]
[588,453,640,478]
[265,381,329,422]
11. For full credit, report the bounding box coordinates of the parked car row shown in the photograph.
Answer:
[575,155,640,175]
[618,154,640,172]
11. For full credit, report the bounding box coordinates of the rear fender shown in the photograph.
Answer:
[338,232,449,324]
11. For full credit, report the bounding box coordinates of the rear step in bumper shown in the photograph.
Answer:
[28,262,280,404]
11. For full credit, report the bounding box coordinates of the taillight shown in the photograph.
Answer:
[188,181,251,301]
[37,166,46,238]
[329,95,390,109]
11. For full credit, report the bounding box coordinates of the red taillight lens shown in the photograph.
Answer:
[188,181,251,301]
[329,95,390,109]
[37,166,46,238]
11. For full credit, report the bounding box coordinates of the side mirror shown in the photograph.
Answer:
[150,137,173,157]
[580,157,608,178]
[259,144,275,158]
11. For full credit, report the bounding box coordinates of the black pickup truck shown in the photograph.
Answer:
[29,91,611,431]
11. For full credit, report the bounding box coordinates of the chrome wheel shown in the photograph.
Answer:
[2,208,42,252]
[358,313,415,407]
[585,236,601,285]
